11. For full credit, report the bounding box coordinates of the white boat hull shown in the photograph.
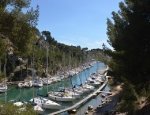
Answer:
[42,103,61,109]
[0,85,7,93]
[30,97,61,110]
[48,93,76,102]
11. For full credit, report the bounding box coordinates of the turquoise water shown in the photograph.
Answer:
[0,62,107,114]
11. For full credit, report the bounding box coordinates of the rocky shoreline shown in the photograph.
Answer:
[4,61,98,86]
[93,83,123,115]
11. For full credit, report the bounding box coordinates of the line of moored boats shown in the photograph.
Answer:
[17,61,97,88]
[0,61,106,114]
[14,71,105,114]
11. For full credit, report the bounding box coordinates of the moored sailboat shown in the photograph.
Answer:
[32,78,43,87]
[30,97,61,109]
[48,91,76,102]
[0,84,7,93]
[30,45,62,110]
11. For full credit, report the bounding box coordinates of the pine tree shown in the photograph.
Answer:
[107,0,150,91]
[0,0,39,56]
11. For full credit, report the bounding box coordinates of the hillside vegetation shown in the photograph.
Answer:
[0,0,106,81]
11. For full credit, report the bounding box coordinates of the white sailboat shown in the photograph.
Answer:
[2,54,8,104]
[30,97,61,109]
[0,54,8,93]
[48,47,75,101]
[0,84,7,93]
[17,62,33,88]
[24,80,32,88]
[48,68,77,101]
[48,91,76,102]
[30,45,61,110]
[48,75,78,102]
[13,67,28,107]
[32,79,43,87]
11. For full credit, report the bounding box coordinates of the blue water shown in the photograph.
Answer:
[0,61,107,114]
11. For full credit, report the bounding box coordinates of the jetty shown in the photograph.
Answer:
[99,91,112,94]
[49,77,108,115]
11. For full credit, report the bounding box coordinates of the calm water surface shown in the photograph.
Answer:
[0,62,109,114]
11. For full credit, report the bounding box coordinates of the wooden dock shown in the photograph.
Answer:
[99,91,112,94]
[49,78,108,115]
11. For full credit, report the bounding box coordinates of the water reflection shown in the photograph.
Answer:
[0,62,108,114]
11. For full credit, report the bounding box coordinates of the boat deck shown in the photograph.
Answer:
[49,78,108,115]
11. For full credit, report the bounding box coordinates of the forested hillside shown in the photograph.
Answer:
[0,0,106,81]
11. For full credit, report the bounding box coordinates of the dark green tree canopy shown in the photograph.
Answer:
[0,0,39,56]
[107,0,150,88]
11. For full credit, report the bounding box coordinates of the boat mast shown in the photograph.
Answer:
[4,53,7,103]
[46,46,49,93]
[96,61,99,73]
[19,66,22,101]
[32,45,35,99]
[78,72,83,87]
[0,59,1,75]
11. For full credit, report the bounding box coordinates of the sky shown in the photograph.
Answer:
[31,0,122,49]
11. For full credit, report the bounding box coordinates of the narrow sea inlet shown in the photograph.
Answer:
[0,62,109,114]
